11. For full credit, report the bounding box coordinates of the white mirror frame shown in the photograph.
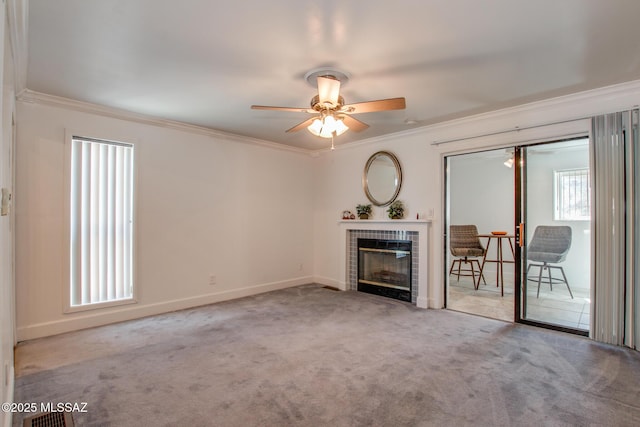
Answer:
[363,151,403,207]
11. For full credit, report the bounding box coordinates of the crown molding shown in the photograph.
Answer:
[15,77,640,157]
[425,79,640,145]
[320,125,430,154]
[16,89,315,156]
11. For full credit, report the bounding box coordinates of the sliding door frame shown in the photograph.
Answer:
[443,136,590,337]
[514,138,590,336]
[514,146,523,323]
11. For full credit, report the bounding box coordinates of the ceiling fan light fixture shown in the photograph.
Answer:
[307,113,349,138]
[333,117,349,135]
[308,118,324,135]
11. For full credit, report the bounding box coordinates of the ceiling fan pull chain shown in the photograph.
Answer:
[331,133,335,150]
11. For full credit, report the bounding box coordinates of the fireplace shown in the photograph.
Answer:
[357,238,412,302]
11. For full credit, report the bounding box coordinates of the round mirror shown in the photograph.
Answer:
[363,151,402,206]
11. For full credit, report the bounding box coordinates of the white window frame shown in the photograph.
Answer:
[63,131,138,313]
[553,168,591,221]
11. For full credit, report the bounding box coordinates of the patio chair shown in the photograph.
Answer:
[526,225,573,299]
[449,225,486,289]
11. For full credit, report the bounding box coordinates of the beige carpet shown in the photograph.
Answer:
[13,284,640,426]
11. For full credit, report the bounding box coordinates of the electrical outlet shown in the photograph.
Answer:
[1,188,11,216]
[298,263,304,271]
[209,275,217,286]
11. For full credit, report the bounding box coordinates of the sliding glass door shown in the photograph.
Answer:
[517,138,591,334]
[445,139,591,335]
[445,149,516,322]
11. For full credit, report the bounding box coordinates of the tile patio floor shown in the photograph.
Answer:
[447,272,590,331]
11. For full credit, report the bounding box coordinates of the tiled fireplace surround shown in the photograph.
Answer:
[348,230,419,304]
[338,220,431,308]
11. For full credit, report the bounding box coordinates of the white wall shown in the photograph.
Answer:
[449,151,514,234]
[15,101,315,340]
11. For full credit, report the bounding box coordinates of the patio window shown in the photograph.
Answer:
[554,168,590,221]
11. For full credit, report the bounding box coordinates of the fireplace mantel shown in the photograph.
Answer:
[339,219,431,224]
[338,219,432,308]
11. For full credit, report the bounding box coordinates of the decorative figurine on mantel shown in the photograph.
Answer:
[342,210,356,220]
[387,200,405,219]
[356,204,372,219]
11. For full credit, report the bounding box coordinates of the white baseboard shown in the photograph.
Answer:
[16,277,313,341]
[421,296,444,309]
[417,296,430,309]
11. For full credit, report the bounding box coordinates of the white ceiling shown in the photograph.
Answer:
[25,0,640,151]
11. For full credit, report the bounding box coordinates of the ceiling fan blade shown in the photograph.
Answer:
[317,76,341,106]
[342,97,406,114]
[251,105,315,113]
[341,115,369,132]
[286,117,318,133]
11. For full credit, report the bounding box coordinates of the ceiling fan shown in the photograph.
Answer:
[251,68,406,147]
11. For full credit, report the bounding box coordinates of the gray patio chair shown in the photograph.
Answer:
[449,225,486,289]
[526,225,573,299]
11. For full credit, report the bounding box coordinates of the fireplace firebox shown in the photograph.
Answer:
[357,238,412,302]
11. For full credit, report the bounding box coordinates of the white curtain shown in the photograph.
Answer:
[591,109,638,348]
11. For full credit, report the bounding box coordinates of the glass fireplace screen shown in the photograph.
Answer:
[357,238,412,302]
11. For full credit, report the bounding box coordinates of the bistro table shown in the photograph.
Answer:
[478,233,515,296]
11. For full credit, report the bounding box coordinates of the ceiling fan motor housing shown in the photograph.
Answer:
[311,94,345,111]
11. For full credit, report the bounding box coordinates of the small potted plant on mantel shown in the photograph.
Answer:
[387,200,405,219]
[356,204,372,219]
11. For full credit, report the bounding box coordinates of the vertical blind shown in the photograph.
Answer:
[591,109,638,348]
[70,137,134,306]
[630,110,640,348]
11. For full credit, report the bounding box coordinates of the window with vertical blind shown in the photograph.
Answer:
[554,168,591,221]
[68,136,135,309]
